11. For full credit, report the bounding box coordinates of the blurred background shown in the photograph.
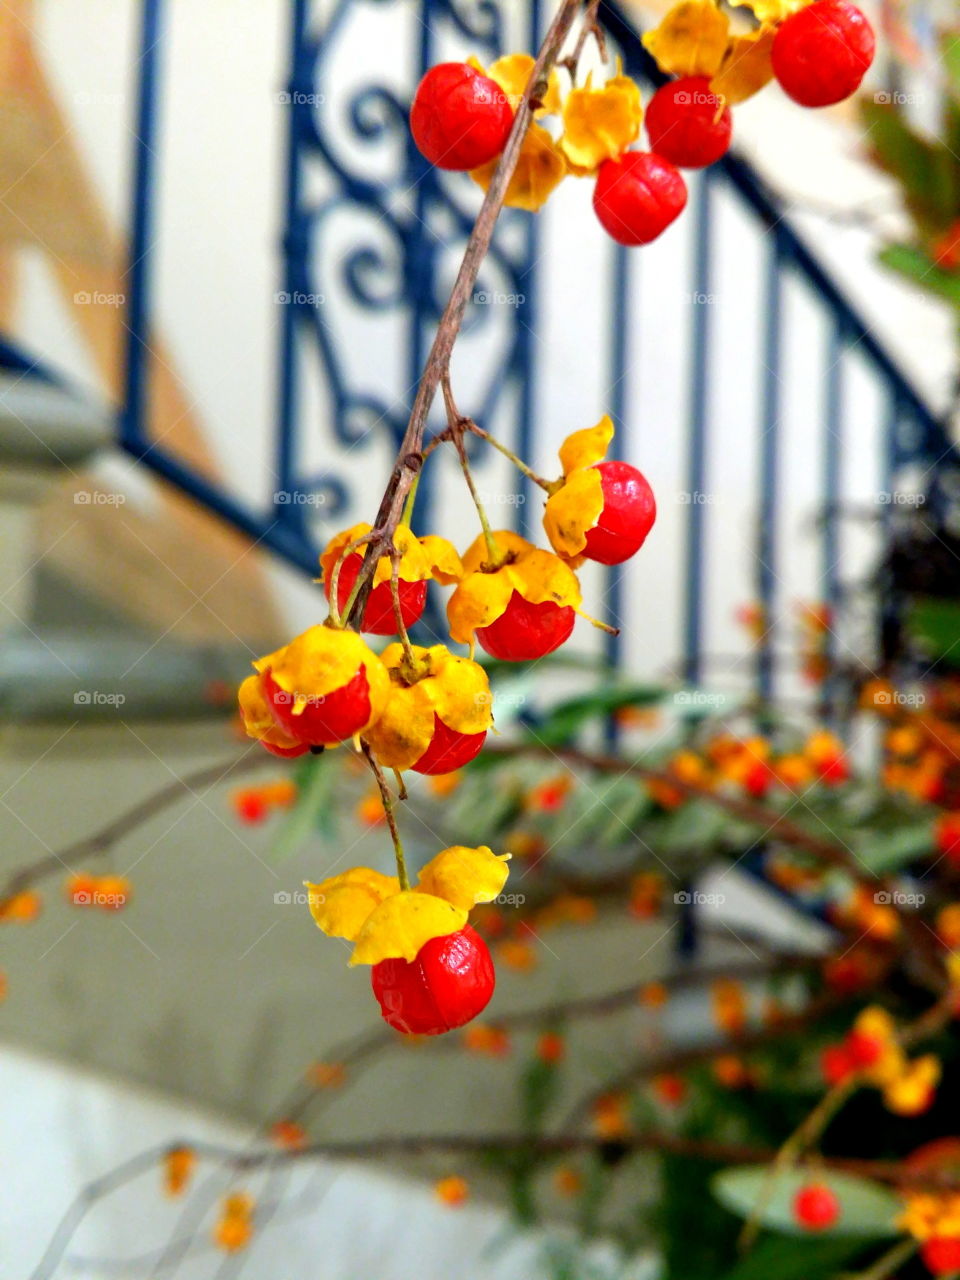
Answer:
[2,0,959,1275]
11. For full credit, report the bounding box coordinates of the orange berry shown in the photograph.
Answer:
[652,1073,687,1106]
[259,779,298,807]
[526,776,572,813]
[233,789,269,823]
[536,1032,566,1064]
[96,874,131,911]
[712,1055,750,1088]
[553,1165,583,1197]
[163,1145,196,1197]
[271,1119,307,1150]
[0,889,41,923]
[435,1176,469,1207]
[355,790,387,826]
[638,981,668,1009]
[65,872,98,907]
[305,1061,346,1089]
[592,1092,630,1138]
[214,1214,253,1252]
[496,939,538,972]
[462,1023,511,1056]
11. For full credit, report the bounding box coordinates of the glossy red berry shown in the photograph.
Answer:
[772,0,875,108]
[410,62,514,171]
[922,1237,960,1276]
[475,592,575,661]
[371,924,495,1035]
[645,77,732,169]
[793,1182,840,1231]
[581,460,657,565]
[263,666,372,747]
[820,1043,855,1086]
[593,152,687,246]
[935,812,960,864]
[323,552,428,636]
[412,714,487,775]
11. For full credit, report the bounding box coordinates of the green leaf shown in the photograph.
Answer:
[711,1166,901,1239]
[853,821,933,874]
[906,596,960,663]
[271,752,337,859]
[878,244,960,309]
[718,1233,876,1280]
[860,102,960,230]
[658,799,729,855]
[527,684,665,748]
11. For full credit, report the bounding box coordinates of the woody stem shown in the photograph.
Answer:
[362,744,410,891]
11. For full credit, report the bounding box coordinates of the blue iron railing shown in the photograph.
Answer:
[114,0,953,696]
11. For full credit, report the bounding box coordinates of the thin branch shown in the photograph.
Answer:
[343,0,583,627]
[0,751,275,906]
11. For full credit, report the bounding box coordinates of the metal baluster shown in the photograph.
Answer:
[121,0,164,452]
[756,228,784,703]
[513,0,542,539]
[683,173,713,687]
[603,241,631,745]
[274,0,310,535]
[820,316,844,717]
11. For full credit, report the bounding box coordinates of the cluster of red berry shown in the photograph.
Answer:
[240,420,655,1034]
[410,0,874,248]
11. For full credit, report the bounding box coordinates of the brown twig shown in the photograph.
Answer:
[0,750,275,907]
[343,0,583,628]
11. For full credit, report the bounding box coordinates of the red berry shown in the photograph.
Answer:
[236,793,268,824]
[475,592,575,661]
[645,77,732,169]
[793,1182,840,1231]
[772,0,875,108]
[581,461,657,565]
[936,812,960,864]
[410,62,514,171]
[324,552,427,636]
[844,1029,884,1069]
[922,1237,960,1276]
[263,666,372,747]
[820,1043,856,1086]
[371,924,495,1035]
[593,152,687,247]
[412,714,486,775]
